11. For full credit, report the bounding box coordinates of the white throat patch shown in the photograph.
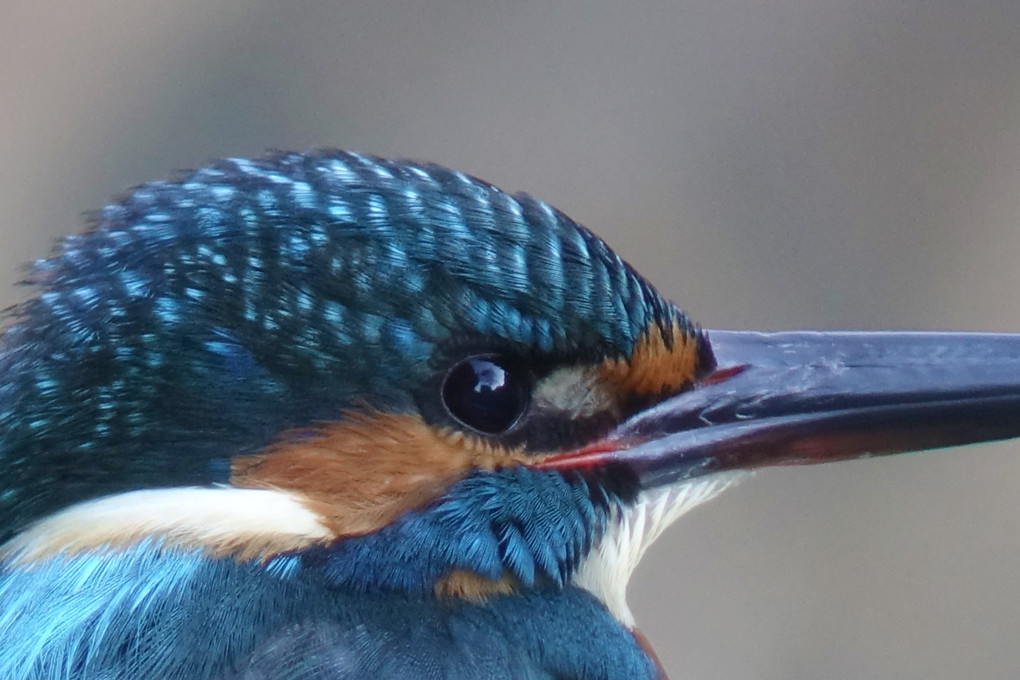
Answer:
[571,472,746,627]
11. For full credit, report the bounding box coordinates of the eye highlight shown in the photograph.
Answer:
[442,355,530,435]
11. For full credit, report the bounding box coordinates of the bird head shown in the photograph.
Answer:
[3,151,1020,629]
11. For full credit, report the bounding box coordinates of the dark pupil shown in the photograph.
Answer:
[442,357,527,435]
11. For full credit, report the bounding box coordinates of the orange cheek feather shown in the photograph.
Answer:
[231,411,531,537]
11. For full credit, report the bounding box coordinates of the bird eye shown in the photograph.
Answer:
[442,355,529,435]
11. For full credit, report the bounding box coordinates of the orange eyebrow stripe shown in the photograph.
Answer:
[598,319,703,397]
[231,411,532,538]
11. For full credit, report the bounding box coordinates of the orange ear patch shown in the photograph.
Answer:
[598,319,702,397]
[231,412,530,538]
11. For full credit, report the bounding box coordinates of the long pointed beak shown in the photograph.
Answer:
[542,331,1020,489]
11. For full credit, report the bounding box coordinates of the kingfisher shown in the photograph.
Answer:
[1,150,1019,680]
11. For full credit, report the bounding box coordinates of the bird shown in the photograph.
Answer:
[1,149,1019,680]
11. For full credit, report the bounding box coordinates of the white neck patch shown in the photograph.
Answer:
[0,487,334,565]
[571,472,746,628]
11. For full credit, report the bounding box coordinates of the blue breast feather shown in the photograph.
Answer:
[0,544,656,680]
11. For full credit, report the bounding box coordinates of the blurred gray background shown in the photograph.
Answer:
[4,2,1020,678]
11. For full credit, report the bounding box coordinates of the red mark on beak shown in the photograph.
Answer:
[535,436,634,470]
[698,363,747,385]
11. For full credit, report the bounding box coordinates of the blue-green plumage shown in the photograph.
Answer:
[0,151,686,679]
